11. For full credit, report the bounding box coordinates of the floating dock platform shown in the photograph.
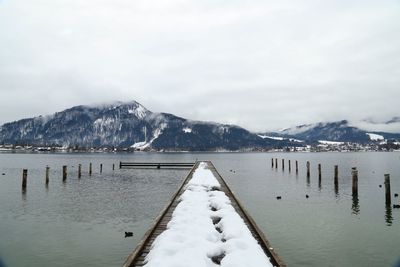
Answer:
[123,161,285,267]
[120,162,195,169]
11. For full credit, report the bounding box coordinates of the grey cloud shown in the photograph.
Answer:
[1,0,399,132]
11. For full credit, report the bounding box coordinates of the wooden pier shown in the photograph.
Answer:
[123,161,285,267]
[119,162,195,169]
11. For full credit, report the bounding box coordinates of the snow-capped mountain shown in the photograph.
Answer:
[0,100,284,151]
[263,120,400,143]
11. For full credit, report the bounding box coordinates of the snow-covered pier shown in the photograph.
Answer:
[123,161,285,267]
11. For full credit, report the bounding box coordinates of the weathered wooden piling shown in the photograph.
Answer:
[45,166,50,185]
[333,165,339,193]
[334,165,338,183]
[352,167,358,196]
[22,169,28,190]
[352,194,360,215]
[385,204,393,226]
[295,160,298,174]
[318,163,322,187]
[89,163,92,176]
[385,174,391,206]
[318,164,322,179]
[78,164,82,178]
[62,166,67,181]
[306,161,310,178]
[113,163,115,171]
[100,164,103,174]
[288,160,291,172]
[275,158,278,169]
[282,159,285,171]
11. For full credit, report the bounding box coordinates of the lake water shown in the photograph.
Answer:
[0,152,399,267]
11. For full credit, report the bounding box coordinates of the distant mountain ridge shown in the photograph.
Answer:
[1,101,399,151]
[0,100,282,151]
[262,120,400,143]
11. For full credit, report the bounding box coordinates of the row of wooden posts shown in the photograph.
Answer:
[271,158,395,206]
[21,163,116,190]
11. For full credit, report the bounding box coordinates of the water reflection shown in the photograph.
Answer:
[0,257,7,267]
[318,176,322,191]
[21,190,27,211]
[351,194,360,215]
[385,205,393,226]
[21,189,27,201]
[334,182,339,196]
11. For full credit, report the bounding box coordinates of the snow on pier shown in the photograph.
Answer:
[123,161,285,267]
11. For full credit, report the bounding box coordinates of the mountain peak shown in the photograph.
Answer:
[0,100,275,150]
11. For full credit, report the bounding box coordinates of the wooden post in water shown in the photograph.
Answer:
[352,167,358,196]
[385,174,391,206]
[318,163,322,186]
[318,164,322,179]
[334,165,338,181]
[100,164,103,174]
[295,160,298,174]
[22,169,28,190]
[112,164,115,171]
[271,158,274,168]
[282,159,285,171]
[45,166,50,185]
[78,164,82,178]
[62,166,67,181]
[334,165,339,191]
[275,158,278,169]
[288,160,291,172]
[306,161,310,178]
[89,163,92,176]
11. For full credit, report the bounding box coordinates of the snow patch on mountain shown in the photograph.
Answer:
[258,135,284,140]
[131,123,167,150]
[94,117,117,128]
[183,127,192,133]
[132,141,149,149]
[128,104,147,119]
[153,123,167,140]
[366,133,384,141]
[258,135,304,143]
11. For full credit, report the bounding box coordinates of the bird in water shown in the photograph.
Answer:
[125,232,133,237]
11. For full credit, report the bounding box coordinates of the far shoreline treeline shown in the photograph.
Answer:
[0,142,399,153]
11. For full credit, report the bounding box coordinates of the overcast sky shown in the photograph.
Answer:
[1,0,399,132]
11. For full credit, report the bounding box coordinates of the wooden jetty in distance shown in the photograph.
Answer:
[119,162,195,169]
[123,161,285,267]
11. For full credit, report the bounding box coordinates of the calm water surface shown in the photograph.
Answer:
[0,152,399,267]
